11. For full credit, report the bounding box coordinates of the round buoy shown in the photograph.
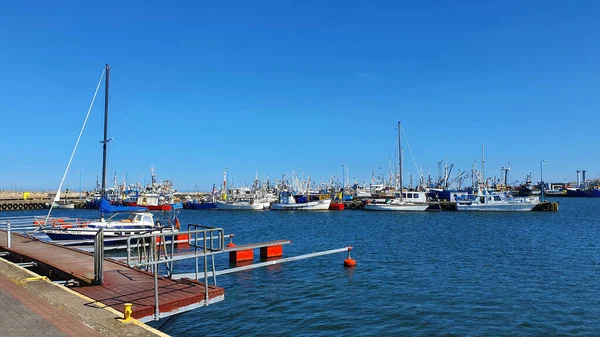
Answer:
[343,246,356,267]
[344,257,357,267]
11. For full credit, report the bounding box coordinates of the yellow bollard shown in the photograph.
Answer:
[22,276,48,283]
[123,303,133,322]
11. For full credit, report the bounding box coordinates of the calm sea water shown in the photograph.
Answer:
[3,198,600,336]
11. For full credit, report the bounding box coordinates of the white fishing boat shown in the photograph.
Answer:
[456,188,540,211]
[270,191,332,210]
[53,200,76,209]
[364,121,429,212]
[215,169,272,210]
[216,200,269,210]
[364,190,429,211]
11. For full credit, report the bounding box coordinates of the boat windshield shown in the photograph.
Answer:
[129,213,141,222]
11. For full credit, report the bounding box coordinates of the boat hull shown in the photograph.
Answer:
[329,203,344,210]
[187,202,217,210]
[43,228,177,245]
[271,199,331,211]
[456,203,537,211]
[364,203,429,211]
[565,189,600,197]
[216,201,267,210]
[141,204,172,211]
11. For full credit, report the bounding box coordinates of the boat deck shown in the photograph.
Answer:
[0,231,224,322]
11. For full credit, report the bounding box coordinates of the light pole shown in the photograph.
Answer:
[187,176,190,195]
[541,159,548,201]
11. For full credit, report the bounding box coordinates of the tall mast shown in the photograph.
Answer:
[101,64,110,198]
[481,143,485,187]
[398,121,403,201]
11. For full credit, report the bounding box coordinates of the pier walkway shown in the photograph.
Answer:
[0,255,164,336]
[0,229,224,326]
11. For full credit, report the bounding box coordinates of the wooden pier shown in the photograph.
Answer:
[0,230,224,322]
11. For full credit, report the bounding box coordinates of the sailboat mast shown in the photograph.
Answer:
[398,121,403,201]
[101,64,110,198]
[481,143,485,187]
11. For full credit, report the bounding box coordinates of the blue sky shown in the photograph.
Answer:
[1,1,599,192]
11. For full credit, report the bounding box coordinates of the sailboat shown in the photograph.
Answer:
[41,65,177,243]
[364,122,429,211]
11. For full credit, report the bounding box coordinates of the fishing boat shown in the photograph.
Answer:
[455,187,540,211]
[329,202,344,210]
[186,198,217,209]
[271,191,332,210]
[364,122,429,211]
[53,200,76,209]
[565,187,600,197]
[216,200,269,210]
[364,191,429,211]
[137,170,175,210]
[215,170,271,210]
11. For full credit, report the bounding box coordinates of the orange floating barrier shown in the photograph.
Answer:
[260,245,283,259]
[176,233,189,242]
[229,249,254,263]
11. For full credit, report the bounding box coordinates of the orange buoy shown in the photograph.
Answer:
[343,246,356,267]
[226,234,236,247]
[343,258,357,267]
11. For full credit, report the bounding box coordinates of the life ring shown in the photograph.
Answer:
[174,218,180,230]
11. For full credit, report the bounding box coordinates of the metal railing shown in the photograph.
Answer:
[125,225,225,321]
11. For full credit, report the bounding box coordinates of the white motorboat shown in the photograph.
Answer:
[456,188,540,211]
[364,190,429,211]
[270,192,331,210]
[53,201,75,209]
[42,208,176,242]
[216,200,269,210]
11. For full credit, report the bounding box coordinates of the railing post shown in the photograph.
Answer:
[94,227,104,285]
[7,221,11,248]
[203,231,209,306]
[153,232,160,320]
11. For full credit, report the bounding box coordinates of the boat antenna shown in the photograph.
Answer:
[101,64,112,198]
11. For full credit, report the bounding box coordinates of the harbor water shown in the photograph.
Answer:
[2,197,600,336]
